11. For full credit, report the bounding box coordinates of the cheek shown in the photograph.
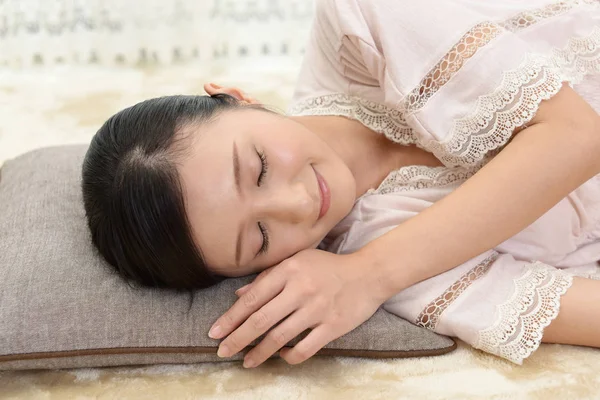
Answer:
[265,228,313,265]
[271,138,312,169]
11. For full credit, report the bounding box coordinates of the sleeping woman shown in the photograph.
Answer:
[81,0,600,368]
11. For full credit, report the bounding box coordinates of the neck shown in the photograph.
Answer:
[290,114,444,197]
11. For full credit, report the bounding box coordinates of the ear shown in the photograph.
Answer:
[204,83,261,105]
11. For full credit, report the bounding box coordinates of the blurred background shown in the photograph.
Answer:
[0,0,315,164]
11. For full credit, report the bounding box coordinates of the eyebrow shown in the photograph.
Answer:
[233,141,243,267]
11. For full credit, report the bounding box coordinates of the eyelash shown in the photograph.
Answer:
[256,149,269,255]
[257,149,268,186]
[258,222,270,255]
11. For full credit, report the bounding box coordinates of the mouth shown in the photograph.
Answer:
[313,167,331,220]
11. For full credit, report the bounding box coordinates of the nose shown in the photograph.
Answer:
[256,182,315,224]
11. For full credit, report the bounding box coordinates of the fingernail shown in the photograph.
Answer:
[243,358,255,368]
[209,325,222,339]
[217,344,229,358]
[210,83,221,89]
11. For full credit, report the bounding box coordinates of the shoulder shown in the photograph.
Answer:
[287,0,385,112]
[311,0,376,41]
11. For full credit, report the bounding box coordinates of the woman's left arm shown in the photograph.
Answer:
[362,83,600,302]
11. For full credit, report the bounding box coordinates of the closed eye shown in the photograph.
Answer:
[256,148,268,186]
[257,222,269,255]
[255,148,269,256]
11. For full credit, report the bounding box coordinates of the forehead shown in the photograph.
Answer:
[177,117,242,270]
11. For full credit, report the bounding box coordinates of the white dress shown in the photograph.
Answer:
[286,0,600,364]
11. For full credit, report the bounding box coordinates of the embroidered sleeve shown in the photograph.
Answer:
[473,262,573,364]
[355,0,600,167]
[414,252,574,365]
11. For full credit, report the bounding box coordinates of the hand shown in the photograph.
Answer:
[207,248,386,368]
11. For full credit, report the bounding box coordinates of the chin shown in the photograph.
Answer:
[336,194,356,221]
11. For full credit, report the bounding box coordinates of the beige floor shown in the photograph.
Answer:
[1,65,599,400]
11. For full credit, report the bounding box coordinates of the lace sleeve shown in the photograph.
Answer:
[387,252,576,365]
[355,0,600,168]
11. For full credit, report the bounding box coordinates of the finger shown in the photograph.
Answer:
[278,324,339,366]
[242,306,317,368]
[218,289,300,359]
[209,267,285,340]
[253,266,276,283]
[278,347,291,359]
[235,283,251,296]
[235,267,274,296]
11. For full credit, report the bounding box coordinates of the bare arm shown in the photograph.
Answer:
[360,83,600,302]
[543,277,600,348]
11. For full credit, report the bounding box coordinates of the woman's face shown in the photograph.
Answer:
[178,107,357,277]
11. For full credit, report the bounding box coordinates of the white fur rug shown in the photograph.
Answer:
[1,65,599,399]
[1,340,599,399]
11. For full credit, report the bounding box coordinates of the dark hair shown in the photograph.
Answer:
[81,94,266,291]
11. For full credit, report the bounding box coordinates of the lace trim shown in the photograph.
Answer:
[581,271,600,280]
[416,252,499,330]
[501,0,599,32]
[403,22,503,114]
[371,165,477,195]
[577,264,600,280]
[403,0,599,115]
[427,26,600,167]
[589,271,600,280]
[287,93,417,145]
[474,262,574,365]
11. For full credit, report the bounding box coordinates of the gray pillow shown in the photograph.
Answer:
[0,145,456,370]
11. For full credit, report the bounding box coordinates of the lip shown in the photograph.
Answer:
[313,167,331,220]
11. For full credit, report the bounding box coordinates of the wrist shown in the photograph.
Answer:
[351,243,410,303]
